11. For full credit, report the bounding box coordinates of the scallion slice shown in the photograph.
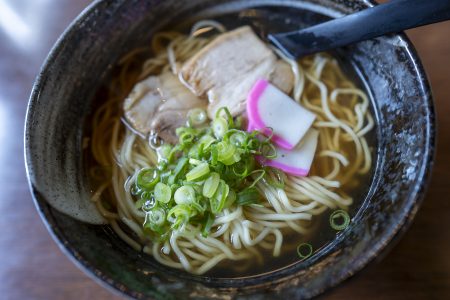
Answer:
[210,180,229,214]
[237,187,260,206]
[297,243,313,259]
[210,144,218,165]
[229,131,247,147]
[329,210,350,231]
[189,158,202,166]
[134,198,146,209]
[186,162,210,181]
[260,142,277,159]
[201,213,215,237]
[267,169,285,189]
[188,108,207,127]
[136,168,160,190]
[213,117,228,139]
[147,208,166,226]
[248,169,266,188]
[154,182,171,204]
[144,208,166,233]
[167,204,193,229]
[216,141,240,165]
[174,186,196,205]
[172,157,188,182]
[203,172,220,198]
[232,157,255,178]
[215,107,234,128]
[157,144,172,162]
[199,135,216,150]
[224,189,236,208]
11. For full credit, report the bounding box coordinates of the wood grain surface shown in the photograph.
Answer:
[0,1,448,299]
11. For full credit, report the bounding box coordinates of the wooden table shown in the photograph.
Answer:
[0,1,448,299]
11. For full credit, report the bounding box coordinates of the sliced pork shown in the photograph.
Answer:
[123,72,206,144]
[180,26,294,118]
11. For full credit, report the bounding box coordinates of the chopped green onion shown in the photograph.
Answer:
[167,175,176,185]
[188,143,199,159]
[248,169,266,188]
[210,144,218,165]
[232,157,255,178]
[232,161,248,178]
[215,107,234,128]
[142,198,156,211]
[188,108,207,127]
[203,172,220,198]
[246,137,261,152]
[134,198,146,209]
[174,186,196,205]
[176,127,200,147]
[213,117,228,139]
[169,183,180,192]
[197,143,205,159]
[234,115,244,129]
[157,144,172,162]
[201,213,215,237]
[237,187,260,206]
[229,131,247,147]
[188,182,203,194]
[210,180,229,214]
[180,132,195,146]
[224,189,236,208]
[267,169,285,189]
[189,158,202,166]
[216,141,240,165]
[141,191,153,201]
[167,204,193,229]
[186,162,210,181]
[261,142,277,159]
[171,157,188,182]
[159,170,171,182]
[128,106,283,243]
[330,210,350,231]
[167,144,182,163]
[154,182,171,204]
[143,208,167,233]
[297,243,313,259]
[136,168,160,190]
[146,208,166,226]
[190,199,206,213]
[198,135,216,150]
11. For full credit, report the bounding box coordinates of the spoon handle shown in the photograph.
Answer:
[269,0,450,58]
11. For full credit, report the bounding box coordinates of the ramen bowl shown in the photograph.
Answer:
[24,0,435,299]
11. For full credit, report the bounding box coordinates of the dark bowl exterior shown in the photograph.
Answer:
[25,0,435,299]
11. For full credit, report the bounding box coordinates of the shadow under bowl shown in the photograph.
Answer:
[25,0,435,299]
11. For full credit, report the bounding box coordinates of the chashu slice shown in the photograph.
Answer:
[180,26,294,119]
[123,72,206,144]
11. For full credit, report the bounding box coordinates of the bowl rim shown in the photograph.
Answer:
[24,0,436,299]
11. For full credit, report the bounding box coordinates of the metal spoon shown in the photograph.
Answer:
[269,0,450,59]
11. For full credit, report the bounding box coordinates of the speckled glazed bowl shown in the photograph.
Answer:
[25,0,435,299]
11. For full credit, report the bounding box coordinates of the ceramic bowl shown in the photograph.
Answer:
[25,0,435,298]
